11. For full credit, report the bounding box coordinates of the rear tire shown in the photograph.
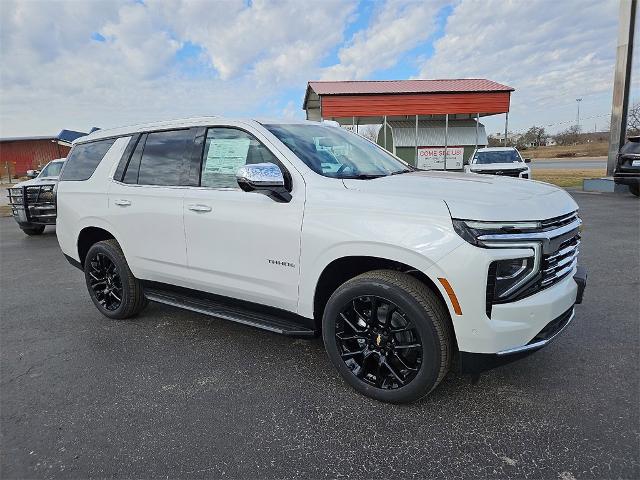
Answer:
[322,270,453,404]
[84,239,147,319]
[21,225,45,236]
[629,184,639,197]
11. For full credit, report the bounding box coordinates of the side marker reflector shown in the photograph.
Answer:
[438,278,463,315]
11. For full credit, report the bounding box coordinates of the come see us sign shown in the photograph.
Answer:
[416,146,464,170]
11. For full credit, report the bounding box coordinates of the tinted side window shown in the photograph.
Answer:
[201,128,285,189]
[60,138,117,181]
[138,130,192,186]
[123,134,146,184]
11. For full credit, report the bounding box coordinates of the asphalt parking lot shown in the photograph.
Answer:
[1,191,638,479]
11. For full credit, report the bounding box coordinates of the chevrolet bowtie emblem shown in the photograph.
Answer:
[376,334,382,346]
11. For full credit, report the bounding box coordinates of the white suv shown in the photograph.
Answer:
[56,117,586,403]
[465,146,532,179]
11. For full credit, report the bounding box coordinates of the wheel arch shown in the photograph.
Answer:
[311,255,452,335]
[77,226,116,267]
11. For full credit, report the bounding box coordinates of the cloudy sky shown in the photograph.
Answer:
[0,0,637,137]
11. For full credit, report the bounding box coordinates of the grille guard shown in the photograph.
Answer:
[7,184,57,225]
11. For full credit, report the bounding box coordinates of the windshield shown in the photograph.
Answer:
[264,124,412,178]
[473,150,522,164]
[39,161,64,177]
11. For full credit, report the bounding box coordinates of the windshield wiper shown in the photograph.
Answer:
[389,169,413,175]
[342,174,386,180]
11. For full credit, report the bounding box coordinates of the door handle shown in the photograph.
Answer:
[114,199,131,206]
[188,204,212,213]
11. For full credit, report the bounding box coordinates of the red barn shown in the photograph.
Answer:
[0,130,87,177]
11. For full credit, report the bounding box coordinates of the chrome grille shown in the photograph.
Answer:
[481,210,582,315]
[541,234,580,287]
[475,169,526,177]
[540,211,579,231]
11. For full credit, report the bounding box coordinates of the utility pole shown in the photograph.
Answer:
[575,98,582,131]
[608,0,636,176]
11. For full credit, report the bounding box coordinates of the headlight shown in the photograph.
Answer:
[453,219,544,314]
[452,219,541,247]
[491,257,536,299]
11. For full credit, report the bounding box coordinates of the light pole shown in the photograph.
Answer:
[575,98,582,131]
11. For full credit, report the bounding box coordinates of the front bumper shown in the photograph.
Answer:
[459,266,587,374]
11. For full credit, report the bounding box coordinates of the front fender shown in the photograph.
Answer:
[297,239,463,319]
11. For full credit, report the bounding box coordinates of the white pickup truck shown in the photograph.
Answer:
[465,146,532,179]
[7,158,65,235]
[56,118,586,403]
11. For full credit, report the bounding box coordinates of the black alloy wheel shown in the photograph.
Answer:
[87,252,123,311]
[322,270,453,403]
[83,239,147,319]
[336,295,422,390]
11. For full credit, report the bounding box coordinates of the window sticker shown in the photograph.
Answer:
[203,138,250,176]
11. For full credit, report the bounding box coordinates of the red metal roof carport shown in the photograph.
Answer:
[303,79,515,161]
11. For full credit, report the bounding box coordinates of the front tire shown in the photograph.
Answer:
[84,239,147,319]
[322,270,453,404]
[21,225,45,236]
[629,184,639,197]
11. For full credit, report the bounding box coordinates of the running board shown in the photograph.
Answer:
[144,288,316,337]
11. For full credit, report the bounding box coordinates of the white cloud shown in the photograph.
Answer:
[100,3,180,78]
[151,0,355,83]
[0,0,632,137]
[418,0,621,133]
[322,0,447,80]
[0,0,356,136]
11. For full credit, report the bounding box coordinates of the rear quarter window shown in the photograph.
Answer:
[60,138,117,181]
[621,141,640,154]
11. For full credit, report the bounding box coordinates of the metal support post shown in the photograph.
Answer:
[504,112,509,146]
[444,114,448,170]
[475,113,479,151]
[383,115,387,150]
[608,0,636,176]
[415,115,419,165]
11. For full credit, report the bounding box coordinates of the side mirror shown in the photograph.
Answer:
[26,170,40,178]
[524,158,532,163]
[236,163,291,203]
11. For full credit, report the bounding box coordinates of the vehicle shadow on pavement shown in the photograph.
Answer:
[128,301,497,409]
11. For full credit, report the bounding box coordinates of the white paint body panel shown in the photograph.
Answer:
[57,118,581,355]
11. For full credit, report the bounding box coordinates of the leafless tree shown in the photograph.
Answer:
[522,126,548,147]
[487,134,502,147]
[627,101,640,136]
[553,125,581,146]
[358,124,380,142]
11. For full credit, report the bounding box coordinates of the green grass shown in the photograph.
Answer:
[533,168,605,188]
[526,143,608,159]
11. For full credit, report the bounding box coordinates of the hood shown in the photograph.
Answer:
[342,170,577,221]
[11,176,60,189]
[468,162,527,171]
